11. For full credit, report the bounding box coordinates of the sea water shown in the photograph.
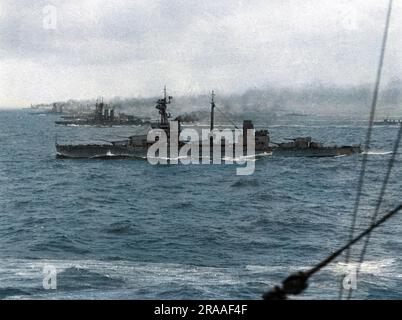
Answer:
[0,110,401,299]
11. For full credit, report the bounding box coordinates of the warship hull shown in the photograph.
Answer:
[56,144,148,159]
[55,119,147,126]
[56,143,272,160]
[56,145,361,159]
[373,121,402,126]
[271,145,361,157]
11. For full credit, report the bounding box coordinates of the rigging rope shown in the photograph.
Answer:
[214,105,240,129]
[347,124,402,299]
[339,0,393,300]
[263,203,402,300]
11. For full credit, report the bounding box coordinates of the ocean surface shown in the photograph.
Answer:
[0,109,401,300]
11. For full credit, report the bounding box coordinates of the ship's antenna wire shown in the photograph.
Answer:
[339,0,393,300]
[262,0,395,300]
[214,105,240,129]
[262,203,402,300]
[348,124,402,299]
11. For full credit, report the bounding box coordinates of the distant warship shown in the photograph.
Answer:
[55,88,362,159]
[55,99,148,126]
[271,137,361,157]
[374,118,402,126]
[30,103,63,115]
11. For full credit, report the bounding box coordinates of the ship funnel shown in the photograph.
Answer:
[243,120,254,145]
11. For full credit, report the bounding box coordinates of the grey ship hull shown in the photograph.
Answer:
[373,121,402,126]
[55,119,147,126]
[56,143,272,159]
[271,145,361,157]
[56,144,148,159]
[56,142,361,159]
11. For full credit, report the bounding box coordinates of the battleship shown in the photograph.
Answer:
[55,99,149,126]
[56,88,181,159]
[55,88,362,159]
[30,103,63,115]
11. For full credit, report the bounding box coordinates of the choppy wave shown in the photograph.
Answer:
[102,221,135,235]
[331,258,395,276]
[231,179,260,188]
[0,259,251,299]
[0,257,397,299]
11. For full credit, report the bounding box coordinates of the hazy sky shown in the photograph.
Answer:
[1,0,401,107]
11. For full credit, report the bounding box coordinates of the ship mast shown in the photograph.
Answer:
[210,90,215,132]
[156,85,172,125]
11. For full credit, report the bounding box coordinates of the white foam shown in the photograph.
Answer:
[0,258,242,293]
[331,258,395,276]
[362,150,393,155]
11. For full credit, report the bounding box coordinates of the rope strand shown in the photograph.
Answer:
[214,105,240,129]
[339,0,393,300]
[347,124,402,299]
[263,203,402,300]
